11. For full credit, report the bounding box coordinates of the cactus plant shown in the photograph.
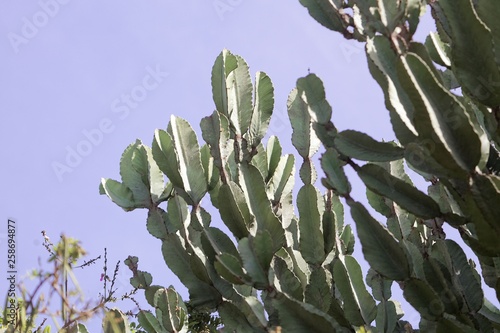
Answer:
[101,1,500,331]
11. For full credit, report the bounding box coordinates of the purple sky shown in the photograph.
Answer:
[1,1,497,331]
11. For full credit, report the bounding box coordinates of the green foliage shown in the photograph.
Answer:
[100,2,500,332]
[0,233,221,333]
[185,302,222,333]
[0,234,126,333]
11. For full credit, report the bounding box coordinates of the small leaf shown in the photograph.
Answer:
[377,0,403,32]
[253,230,275,273]
[266,136,282,181]
[344,256,377,324]
[366,36,419,143]
[340,225,355,255]
[332,259,367,326]
[189,255,212,285]
[218,181,252,239]
[119,140,152,207]
[168,116,208,204]
[226,54,253,135]
[425,32,451,68]
[331,194,344,231]
[422,257,461,314]
[287,88,321,159]
[298,184,325,265]
[349,201,410,281]
[154,287,188,332]
[366,188,393,218]
[238,237,268,289]
[269,154,295,204]
[357,163,441,219]
[296,73,333,125]
[437,0,500,107]
[446,240,484,312]
[211,49,234,117]
[203,226,241,260]
[248,71,274,146]
[161,234,221,308]
[142,145,165,203]
[137,311,163,333]
[334,130,404,162]
[471,174,500,230]
[322,210,336,257]
[200,144,219,191]
[152,129,184,189]
[375,301,398,333]
[239,296,268,328]
[99,179,136,211]
[404,142,467,179]
[167,195,189,232]
[366,269,393,302]
[200,110,231,174]
[239,163,285,252]
[103,308,131,333]
[273,292,345,333]
[250,143,269,179]
[299,159,317,185]
[146,207,169,240]
[397,52,484,172]
[215,253,247,285]
[274,257,303,301]
[402,278,445,320]
[218,301,264,333]
[298,0,345,32]
[305,267,332,313]
[144,286,163,308]
[130,270,153,289]
[210,50,253,135]
[321,148,351,195]
[405,0,423,36]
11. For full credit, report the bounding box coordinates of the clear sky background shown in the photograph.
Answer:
[1,1,498,331]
